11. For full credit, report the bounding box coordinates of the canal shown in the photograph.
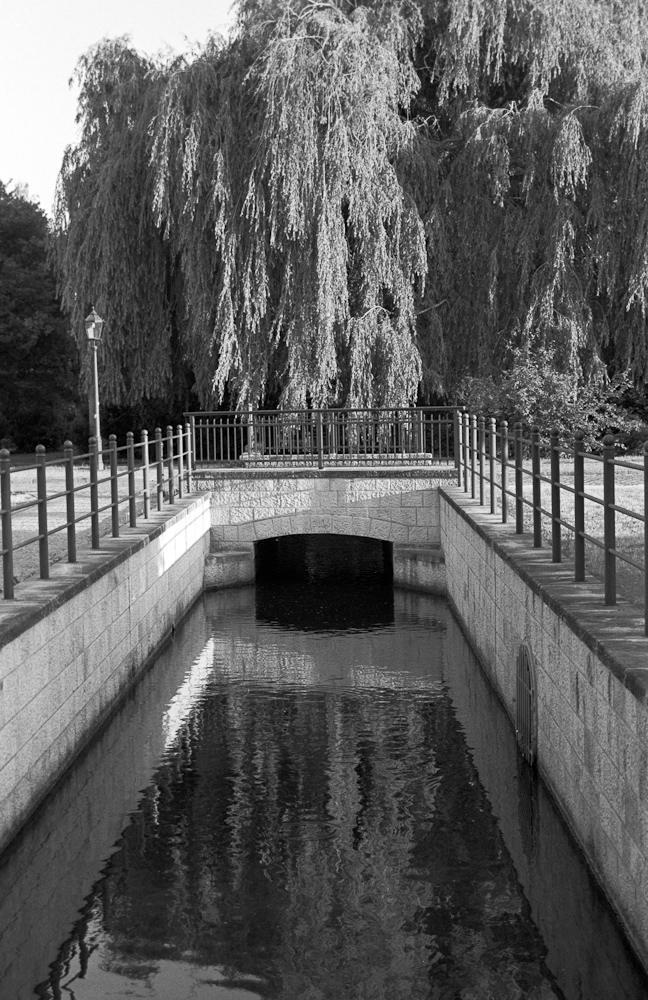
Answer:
[0,537,646,999]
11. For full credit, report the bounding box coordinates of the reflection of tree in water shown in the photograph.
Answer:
[37,682,561,999]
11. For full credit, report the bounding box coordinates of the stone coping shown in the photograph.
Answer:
[194,465,458,482]
[440,486,648,705]
[0,494,208,651]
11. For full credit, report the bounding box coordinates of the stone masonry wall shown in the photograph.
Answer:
[0,494,210,854]
[194,467,456,548]
[440,485,648,970]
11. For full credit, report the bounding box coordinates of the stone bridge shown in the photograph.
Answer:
[193,466,457,591]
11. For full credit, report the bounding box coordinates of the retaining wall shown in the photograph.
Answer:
[0,494,210,854]
[440,484,648,969]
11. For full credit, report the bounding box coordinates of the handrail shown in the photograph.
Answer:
[0,423,193,600]
[184,406,458,468]
[456,411,648,635]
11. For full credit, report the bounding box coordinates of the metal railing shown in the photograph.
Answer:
[1,424,193,600]
[456,412,648,634]
[185,407,458,468]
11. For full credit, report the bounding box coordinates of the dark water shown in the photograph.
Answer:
[1,565,647,997]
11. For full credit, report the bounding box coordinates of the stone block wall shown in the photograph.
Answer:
[194,467,455,548]
[440,485,648,969]
[0,495,210,853]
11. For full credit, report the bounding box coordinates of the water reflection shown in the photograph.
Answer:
[0,586,646,999]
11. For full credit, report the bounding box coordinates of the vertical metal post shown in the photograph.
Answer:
[127,431,137,527]
[316,409,324,470]
[603,434,616,605]
[456,409,464,486]
[142,430,150,519]
[90,437,100,548]
[189,414,196,466]
[470,414,477,498]
[109,435,119,537]
[501,420,508,524]
[463,413,469,492]
[532,426,541,547]
[489,417,496,514]
[574,431,585,581]
[515,422,523,534]
[478,415,485,505]
[644,441,648,636]
[64,440,76,562]
[36,445,49,579]
[177,424,185,498]
[155,428,164,511]
[185,422,193,491]
[550,429,561,562]
[1,448,14,598]
[166,425,175,504]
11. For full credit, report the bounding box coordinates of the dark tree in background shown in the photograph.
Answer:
[52,0,648,427]
[0,182,80,451]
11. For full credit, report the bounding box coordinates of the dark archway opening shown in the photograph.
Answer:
[254,535,393,631]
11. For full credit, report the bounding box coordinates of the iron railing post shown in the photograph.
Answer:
[316,410,324,470]
[167,425,175,503]
[644,441,648,636]
[603,434,616,605]
[456,409,464,486]
[109,435,119,537]
[574,430,585,581]
[463,413,470,493]
[90,436,100,549]
[155,428,163,511]
[470,413,477,498]
[142,430,150,520]
[1,447,14,598]
[489,417,496,514]
[177,424,185,498]
[501,420,508,524]
[550,428,561,563]
[515,422,523,534]
[127,431,137,527]
[64,440,76,562]
[479,414,485,505]
[36,445,49,578]
[185,422,193,491]
[531,426,541,547]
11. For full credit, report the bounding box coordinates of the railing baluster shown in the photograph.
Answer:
[644,441,648,636]
[109,435,119,537]
[167,425,175,504]
[515,423,523,534]
[177,424,184,498]
[532,426,541,547]
[1,447,14,598]
[603,434,616,604]
[64,440,76,562]
[90,436,100,549]
[470,413,477,499]
[574,430,585,581]
[489,417,496,514]
[501,420,508,524]
[36,445,49,578]
[185,422,193,491]
[479,414,485,505]
[127,432,137,527]
[550,428,561,562]
[463,413,469,492]
[156,427,164,511]
[142,430,150,519]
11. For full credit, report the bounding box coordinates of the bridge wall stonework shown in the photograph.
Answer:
[194,467,456,548]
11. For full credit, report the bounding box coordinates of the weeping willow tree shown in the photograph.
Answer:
[53,0,648,411]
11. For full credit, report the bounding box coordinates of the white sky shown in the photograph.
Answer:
[0,0,237,216]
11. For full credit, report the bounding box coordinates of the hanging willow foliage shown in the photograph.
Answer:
[53,0,648,409]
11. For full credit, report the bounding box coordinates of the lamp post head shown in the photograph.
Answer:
[85,307,104,343]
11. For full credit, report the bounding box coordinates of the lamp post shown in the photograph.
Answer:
[85,307,104,470]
